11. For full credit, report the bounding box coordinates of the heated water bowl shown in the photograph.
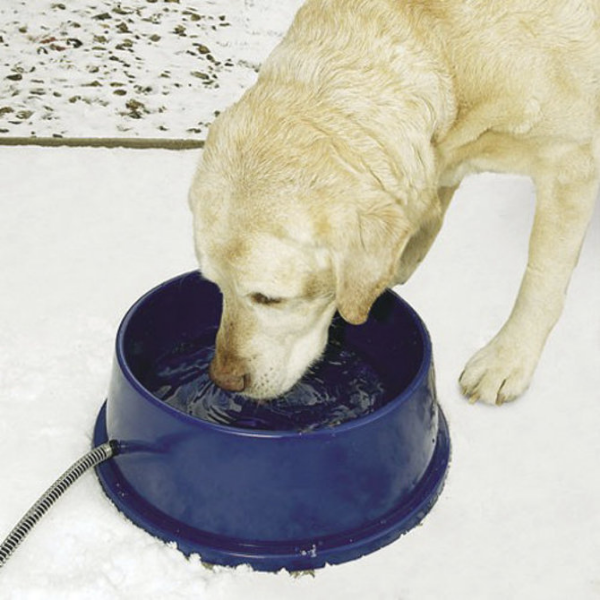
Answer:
[94,271,450,571]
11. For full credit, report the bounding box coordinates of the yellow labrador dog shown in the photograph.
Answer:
[189,0,599,405]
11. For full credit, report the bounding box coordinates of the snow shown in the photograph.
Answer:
[1,0,600,597]
[1,147,599,599]
[0,0,303,139]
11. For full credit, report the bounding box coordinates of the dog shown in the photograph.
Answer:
[188,0,600,405]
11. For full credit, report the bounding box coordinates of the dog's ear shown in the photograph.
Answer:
[332,200,411,325]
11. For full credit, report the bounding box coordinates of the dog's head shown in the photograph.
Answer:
[189,86,440,399]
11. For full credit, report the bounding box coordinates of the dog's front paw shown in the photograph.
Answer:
[459,336,540,405]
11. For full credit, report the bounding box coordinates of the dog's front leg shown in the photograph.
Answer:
[459,144,598,405]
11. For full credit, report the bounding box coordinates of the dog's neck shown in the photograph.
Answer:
[256,0,457,207]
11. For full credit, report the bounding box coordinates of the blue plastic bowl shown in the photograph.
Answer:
[94,271,450,571]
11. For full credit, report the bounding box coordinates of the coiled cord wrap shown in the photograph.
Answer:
[0,440,118,568]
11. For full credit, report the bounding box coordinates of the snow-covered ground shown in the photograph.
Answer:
[0,0,302,139]
[0,146,598,599]
[2,0,600,597]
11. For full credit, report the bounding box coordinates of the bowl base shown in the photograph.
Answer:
[93,402,450,572]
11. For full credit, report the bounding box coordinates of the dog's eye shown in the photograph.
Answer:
[250,293,283,306]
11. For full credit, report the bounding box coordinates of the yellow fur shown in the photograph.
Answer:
[190,0,600,403]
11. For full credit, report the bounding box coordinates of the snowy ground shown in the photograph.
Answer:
[0,0,302,139]
[1,0,600,597]
[0,146,599,599]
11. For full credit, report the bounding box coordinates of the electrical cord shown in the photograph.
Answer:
[0,440,118,568]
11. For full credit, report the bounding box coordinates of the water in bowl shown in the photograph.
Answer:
[147,332,388,432]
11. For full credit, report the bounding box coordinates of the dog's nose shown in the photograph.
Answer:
[209,356,249,393]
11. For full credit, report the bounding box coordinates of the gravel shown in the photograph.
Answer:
[0,0,303,141]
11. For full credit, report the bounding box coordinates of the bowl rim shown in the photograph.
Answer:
[115,270,433,439]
